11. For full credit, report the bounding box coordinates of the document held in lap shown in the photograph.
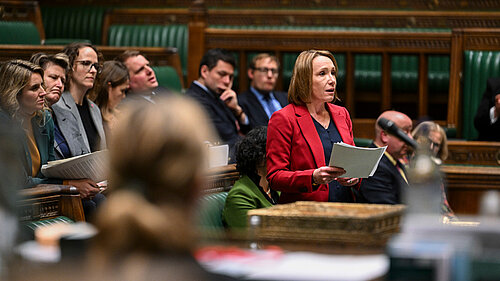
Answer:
[41,150,108,182]
[329,142,386,178]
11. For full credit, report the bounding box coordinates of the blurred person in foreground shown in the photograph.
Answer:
[0,111,24,280]
[222,126,279,229]
[87,96,236,280]
[185,48,251,163]
[29,52,69,106]
[238,53,288,128]
[266,50,359,204]
[412,121,456,220]
[357,110,413,204]
[88,61,129,140]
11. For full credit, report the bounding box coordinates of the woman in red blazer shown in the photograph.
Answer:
[267,50,360,203]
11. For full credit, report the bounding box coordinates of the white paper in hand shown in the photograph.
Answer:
[41,150,108,182]
[329,142,386,178]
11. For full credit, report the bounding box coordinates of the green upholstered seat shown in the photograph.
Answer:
[151,65,183,92]
[354,137,373,147]
[44,38,92,45]
[212,25,450,93]
[196,192,228,230]
[41,6,107,44]
[107,24,188,78]
[0,21,41,44]
[24,215,74,232]
[462,51,500,140]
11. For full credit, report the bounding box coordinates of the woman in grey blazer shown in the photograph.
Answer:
[51,42,107,219]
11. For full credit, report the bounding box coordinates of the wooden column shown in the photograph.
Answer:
[381,52,392,111]
[418,53,429,118]
[345,52,355,115]
[447,29,464,135]
[187,0,207,85]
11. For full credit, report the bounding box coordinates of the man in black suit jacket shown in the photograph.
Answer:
[474,77,500,141]
[358,110,413,204]
[185,49,251,163]
[238,53,288,128]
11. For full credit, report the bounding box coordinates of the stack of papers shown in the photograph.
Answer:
[41,150,108,182]
[329,142,386,178]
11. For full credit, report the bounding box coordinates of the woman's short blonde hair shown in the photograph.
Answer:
[92,96,217,259]
[412,121,449,161]
[288,50,338,106]
[0,60,45,119]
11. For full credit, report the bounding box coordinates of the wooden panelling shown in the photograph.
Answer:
[442,165,500,215]
[19,184,85,222]
[445,140,500,166]
[38,0,500,10]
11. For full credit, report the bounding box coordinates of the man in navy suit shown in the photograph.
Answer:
[185,48,251,163]
[239,53,288,129]
[358,110,413,204]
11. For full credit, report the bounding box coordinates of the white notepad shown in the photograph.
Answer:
[329,142,386,178]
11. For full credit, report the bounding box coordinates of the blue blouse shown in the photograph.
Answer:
[312,115,354,203]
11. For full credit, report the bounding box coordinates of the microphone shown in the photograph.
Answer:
[377,117,418,149]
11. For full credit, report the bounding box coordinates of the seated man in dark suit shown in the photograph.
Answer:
[358,110,413,204]
[185,48,251,163]
[116,50,169,102]
[474,77,500,141]
[238,53,288,128]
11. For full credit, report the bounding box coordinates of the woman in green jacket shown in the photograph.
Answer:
[222,126,279,228]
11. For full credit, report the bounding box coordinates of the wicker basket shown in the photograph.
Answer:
[247,202,405,247]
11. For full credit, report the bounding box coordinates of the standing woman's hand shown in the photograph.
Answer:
[313,166,346,185]
[336,177,360,187]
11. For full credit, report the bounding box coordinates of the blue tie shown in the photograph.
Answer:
[263,94,278,117]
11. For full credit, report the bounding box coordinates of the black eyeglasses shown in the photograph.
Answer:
[75,60,101,73]
[254,67,279,75]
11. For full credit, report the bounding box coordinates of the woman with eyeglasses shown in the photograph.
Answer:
[88,61,129,140]
[51,42,106,219]
[412,121,456,220]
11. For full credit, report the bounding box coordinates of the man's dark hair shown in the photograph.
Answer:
[198,48,236,77]
[235,126,267,176]
[115,50,142,64]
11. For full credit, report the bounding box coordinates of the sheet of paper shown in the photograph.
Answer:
[41,150,108,182]
[329,142,386,178]
[208,144,229,168]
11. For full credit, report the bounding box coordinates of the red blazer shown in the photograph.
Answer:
[266,103,355,203]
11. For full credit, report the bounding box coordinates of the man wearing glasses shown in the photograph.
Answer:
[239,53,288,128]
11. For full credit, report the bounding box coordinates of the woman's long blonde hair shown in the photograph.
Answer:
[0,60,46,121]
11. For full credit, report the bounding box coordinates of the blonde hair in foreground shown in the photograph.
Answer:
[91,96,216,266]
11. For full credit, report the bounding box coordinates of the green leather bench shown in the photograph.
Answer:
[211,25,450,95]
[0,21,41,44]
[40,6,107,45]
[462,51,500,140]
[196,191,228,231]
[107,24,188,79]
[151,65,183,92]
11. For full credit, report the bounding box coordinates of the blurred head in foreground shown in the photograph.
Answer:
[90,95,216,276]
